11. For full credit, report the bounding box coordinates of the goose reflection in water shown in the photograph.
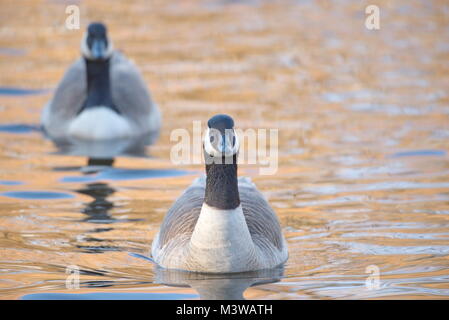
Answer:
[75,182,144,224]
[154,265,284,300]
[75,182,117,223]
[49,131,158,169]
[21,265,284,300]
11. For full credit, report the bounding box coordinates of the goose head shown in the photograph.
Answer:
[81,22,113,61]
[204,114,240,160]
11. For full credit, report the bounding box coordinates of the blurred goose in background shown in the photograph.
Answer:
[151,114,288,273]
[41,22,161,141]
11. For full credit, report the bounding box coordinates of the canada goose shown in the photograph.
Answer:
[41,22,161,141]
[151,114,288,273]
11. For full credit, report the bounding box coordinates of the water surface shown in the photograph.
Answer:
[0,0,448,299]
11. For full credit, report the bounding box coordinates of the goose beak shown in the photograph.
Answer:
[221,134,227,153]
[91,39,107,60]
[222,130,238,156]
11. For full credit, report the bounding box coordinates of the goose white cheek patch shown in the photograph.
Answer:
[204,128,239,159]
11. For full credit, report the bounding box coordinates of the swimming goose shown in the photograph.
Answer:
[151,114,288,273]
[41,22,161,141]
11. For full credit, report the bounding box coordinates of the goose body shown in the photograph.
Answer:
[151,115,288,273]
[42,23,160,141]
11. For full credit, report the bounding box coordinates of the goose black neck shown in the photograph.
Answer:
[204,155,240,210]
[81,58,119,113]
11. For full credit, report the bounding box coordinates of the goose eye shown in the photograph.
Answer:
[210,136,215,143]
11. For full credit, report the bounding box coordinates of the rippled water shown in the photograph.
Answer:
[0,0,448,299]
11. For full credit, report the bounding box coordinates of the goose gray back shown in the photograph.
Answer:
[151,114,288,273]
[41,22,161,141]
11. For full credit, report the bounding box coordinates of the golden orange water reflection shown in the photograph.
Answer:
[0,0,449,299]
